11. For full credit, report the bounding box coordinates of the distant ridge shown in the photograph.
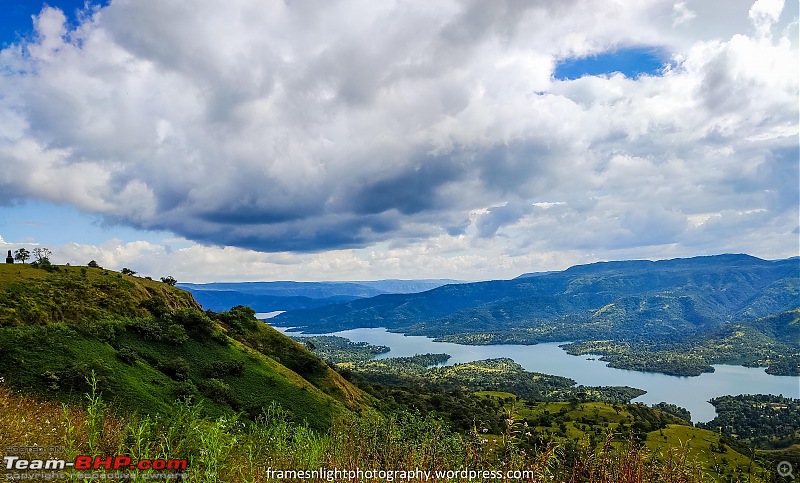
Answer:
[179,279,463,312]
[274,254,799,376]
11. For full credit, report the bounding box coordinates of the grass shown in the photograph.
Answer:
[474,395,771,482]
[0,265,368,432]
[645,425,759,480]
[0,382,731,482]
[0,264,199,327]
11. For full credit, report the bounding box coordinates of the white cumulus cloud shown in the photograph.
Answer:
[0,0,796,279]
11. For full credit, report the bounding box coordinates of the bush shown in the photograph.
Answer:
[173,308,215,337]
[160,357,190,381]
[117,346,138,365]
[204,360,245,378]
[129,317,164,341]
[218,305,258,333]
[165,324,189,345]
[199,378,234,405]
[173,380,198,400]
[140,297,170,318]
[73,317,120,342]
[41,360,111,392]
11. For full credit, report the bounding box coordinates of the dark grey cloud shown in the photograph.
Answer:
[350,156,463,216]
[476,199,533,238]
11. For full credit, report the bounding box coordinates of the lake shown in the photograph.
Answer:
[271,324,799,422]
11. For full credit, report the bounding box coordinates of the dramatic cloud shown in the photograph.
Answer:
[0,0,797,272]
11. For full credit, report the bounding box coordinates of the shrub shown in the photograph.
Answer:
[211,329,229,345]
[116,346,138,365]
[69,317,119,342]
[173,308,215,337]
[204,360,245,378]
[165,324,189,345]
[160,357,190,381]
[129,317,164,341]
[173,381,198,401]
[218,305,258,333]
[140,297,170,318]
[199,378,234,405]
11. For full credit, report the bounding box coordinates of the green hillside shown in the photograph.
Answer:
[472,393,768,482]
[0,264,366,431]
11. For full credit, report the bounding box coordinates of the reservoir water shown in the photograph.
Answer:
[271,324,799,422]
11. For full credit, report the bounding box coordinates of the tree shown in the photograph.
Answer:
[32,247,52,263]
[161,276,177,286]
[121,267,137,276]
[87,260,101,268]
[13,248,30,264]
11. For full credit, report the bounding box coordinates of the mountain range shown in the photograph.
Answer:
[179,279,462,312]
[273,254,799,376]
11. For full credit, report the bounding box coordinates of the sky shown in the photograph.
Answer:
[0,0,797,282]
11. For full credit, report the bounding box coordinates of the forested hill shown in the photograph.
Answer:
[274,254,799,376]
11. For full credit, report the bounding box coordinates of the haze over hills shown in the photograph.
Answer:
[179,279,463,312]
[274,254,800,376]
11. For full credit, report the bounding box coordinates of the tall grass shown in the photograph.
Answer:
[0,383,761,482]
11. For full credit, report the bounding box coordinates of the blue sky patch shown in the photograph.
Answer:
[554,46,667,80]
[0,0,108,48]
[0,201,176,247]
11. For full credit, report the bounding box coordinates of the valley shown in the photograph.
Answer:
[273,254,799,378]
[287,329,798,423]
[0,255,797,481]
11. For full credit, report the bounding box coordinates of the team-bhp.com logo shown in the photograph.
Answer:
[4,455,188,472]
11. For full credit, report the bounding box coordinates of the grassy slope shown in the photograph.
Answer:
[0,264,367,431]
[477,392,768,481]
[0,264,200,325]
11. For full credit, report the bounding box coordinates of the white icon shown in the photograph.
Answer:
[778,461,794,480]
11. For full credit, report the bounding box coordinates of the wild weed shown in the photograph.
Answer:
[84,371,106,455]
